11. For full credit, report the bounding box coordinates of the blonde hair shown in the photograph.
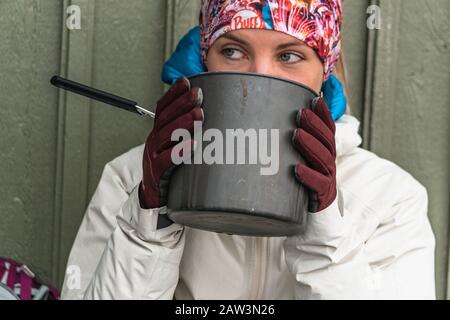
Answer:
[332,47,352,115]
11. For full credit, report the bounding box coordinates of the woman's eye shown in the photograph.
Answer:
[221,48,245,60]
[279,52,303,64]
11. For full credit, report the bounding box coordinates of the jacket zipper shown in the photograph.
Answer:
[251,237,268,299]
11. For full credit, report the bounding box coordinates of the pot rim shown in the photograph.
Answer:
[188,71,320,97]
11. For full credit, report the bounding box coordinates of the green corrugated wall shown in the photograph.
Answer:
[0,0,449,299]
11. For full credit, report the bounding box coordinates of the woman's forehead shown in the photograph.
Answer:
[216,29,307,47]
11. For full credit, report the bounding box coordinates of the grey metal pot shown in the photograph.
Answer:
[167,72,319,237]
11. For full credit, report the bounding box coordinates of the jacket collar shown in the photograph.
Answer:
[335,115,363,158]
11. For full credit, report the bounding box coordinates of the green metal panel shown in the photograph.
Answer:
[341,0,369,124]
[0,0,62,283]
[368,0,450,299]
[53,0,97,286]
[87,0,167,200]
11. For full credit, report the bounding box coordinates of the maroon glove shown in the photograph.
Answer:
[139,77,204,214]
[293,97,337,213]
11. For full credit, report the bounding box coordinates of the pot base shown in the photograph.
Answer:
[168,210,303,237]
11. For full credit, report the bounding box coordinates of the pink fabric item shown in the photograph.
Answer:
[199,0,343,80]
[0,257,60,300]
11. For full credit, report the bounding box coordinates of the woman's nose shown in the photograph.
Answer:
[248,58,278,77]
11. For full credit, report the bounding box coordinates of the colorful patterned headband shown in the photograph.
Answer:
[199,0,343,80]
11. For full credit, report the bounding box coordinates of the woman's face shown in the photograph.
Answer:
[205,29,324,93]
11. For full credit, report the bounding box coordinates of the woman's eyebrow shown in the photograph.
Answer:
[276,41,306,50]
[221,33,250,46]
[220,33,305,50]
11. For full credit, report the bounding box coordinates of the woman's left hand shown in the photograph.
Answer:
[292,97,337,213]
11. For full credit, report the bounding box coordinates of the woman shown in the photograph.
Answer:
[61,0,436,299]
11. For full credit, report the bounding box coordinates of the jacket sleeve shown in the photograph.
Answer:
[284,176,436,300]
[61,147,185,300]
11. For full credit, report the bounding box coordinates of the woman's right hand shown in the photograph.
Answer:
[139,77,204,210]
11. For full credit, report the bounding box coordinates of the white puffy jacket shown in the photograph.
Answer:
[61,115,436,300]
